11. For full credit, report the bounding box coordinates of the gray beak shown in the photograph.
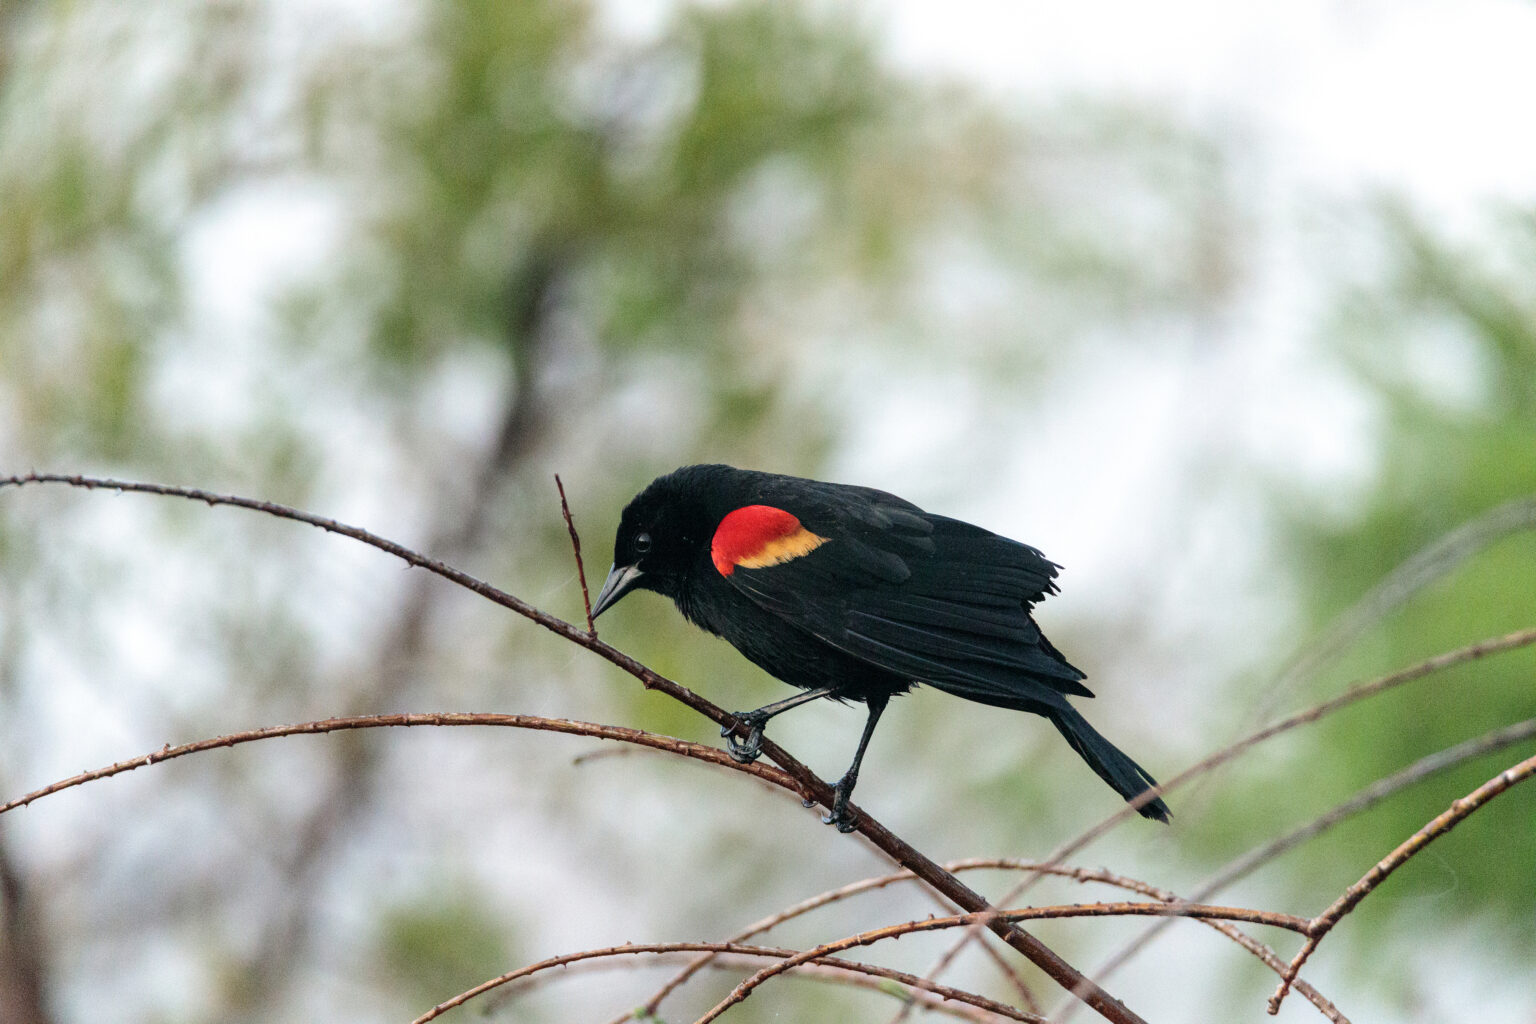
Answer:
[591,563,644,619]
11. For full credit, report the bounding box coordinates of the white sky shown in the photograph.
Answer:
[887,0,1536,218]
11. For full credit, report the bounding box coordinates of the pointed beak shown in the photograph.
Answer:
[591,563,644,619]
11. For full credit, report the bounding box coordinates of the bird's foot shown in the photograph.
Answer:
[821,775,858,833]
[721,712,766,764]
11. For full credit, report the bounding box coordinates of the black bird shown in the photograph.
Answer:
[591,464,1170,831]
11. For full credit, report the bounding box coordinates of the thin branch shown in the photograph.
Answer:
[1039,501,1536,1024]
[627,857,1289,1024]
[915,626,1536,1010]
[0,472,1145,1024]
[694,956,1025,1023]
[679,955,1026,1023]
[698,902,1310,1024]
[616,860,1056,1024]
[555,473,595,635]
[474,954,1017,1023]
[1085,625,1536,852]
[1078,716,1536,1006]
[672,857,1343,1023]
[410,941,1046,1024]
[1254,495,1536,725]
[1268,751,1536,1014]
[981,863,1347,1023]
[0,713,795,816]
[1203,926,1347,1023]
[549,952,1031,1022]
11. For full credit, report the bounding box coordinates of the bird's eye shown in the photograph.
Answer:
[634,532,653,555]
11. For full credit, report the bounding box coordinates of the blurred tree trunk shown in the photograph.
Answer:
[0,841,52,1024]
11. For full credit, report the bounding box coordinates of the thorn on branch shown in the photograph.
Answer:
[555,473,595,636]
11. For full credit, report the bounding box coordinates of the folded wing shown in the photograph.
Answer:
[724,490,1091,707]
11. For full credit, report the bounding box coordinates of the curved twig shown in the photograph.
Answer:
[1067,625,1536,857]
[554,473,595,635]
[409,941,1046,1024]
[525,952,1030,1022]
[1256,495,1536,724]
[624,857,1331,1024]
[698,901,1309,1024]
[1077,716,1536,1008]
[898,499,1536,1018]
[0,713,794,816]
[663,954,1027,1022]
[920,625,1536,1014]
[617,860,1092,1024]
[1268,751,1536,1013]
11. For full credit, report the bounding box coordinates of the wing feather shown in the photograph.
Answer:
[725,491,1091,703]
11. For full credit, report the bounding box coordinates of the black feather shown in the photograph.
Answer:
[596,464,1169,827]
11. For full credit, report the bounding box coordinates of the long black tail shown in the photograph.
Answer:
[1048,704,1171,822]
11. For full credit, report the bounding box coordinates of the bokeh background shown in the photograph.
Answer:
[2,0,1534,1021]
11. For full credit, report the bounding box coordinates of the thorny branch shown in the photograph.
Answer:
[618,859,1344,1024]
[0,472,1144,1024]
[411,941,1045,1024]
[918,624,1536,1015]
[521,953,1032,1023]
[0,713,795,817]
[1268,751,1536,1013]
[1069,715,1536,1012]
[423,899,1305,1024]
[555,473,595,634]
[693,901,1309,1024]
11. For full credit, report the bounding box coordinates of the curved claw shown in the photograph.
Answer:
[821,808,858,833]
[721,713,765,764]
[822,776,858,832]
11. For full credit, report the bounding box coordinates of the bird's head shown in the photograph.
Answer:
[591,465,740,617]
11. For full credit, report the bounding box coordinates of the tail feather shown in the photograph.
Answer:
[1048,705,1171,822]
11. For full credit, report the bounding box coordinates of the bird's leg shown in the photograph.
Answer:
[722,686,835,764]
[825,694,888,832]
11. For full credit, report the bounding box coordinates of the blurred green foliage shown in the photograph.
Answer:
[1272,205,1536,968]
[375,892,513,1011]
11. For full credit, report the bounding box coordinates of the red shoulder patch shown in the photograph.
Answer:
[711,505,827,576]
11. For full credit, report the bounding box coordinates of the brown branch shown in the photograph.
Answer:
[554,473,595,635]
[229,266,555,1015]
[470,954,1016,1023]
[0,713,794,816]
[919,625,1536,1008]
[676,955,1026,1023]
[1076,625,1536,856]
[1268,751,1536,1014]
[0,473,759,761]
[985,862,1347,1024]
[622,874,940,1022]
[0,472,1146,1024]
[614,860,1047,1024]
[409,941,1046,1024]
[692,957,1025,1023]
[673,857,1345,1023]
[627,856,1299,1024]
[1075,715,1536,1011]
[1042,499,1536,1024]
[698,901,1310,1024]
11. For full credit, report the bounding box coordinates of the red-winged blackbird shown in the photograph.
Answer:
[592,464,1170,831]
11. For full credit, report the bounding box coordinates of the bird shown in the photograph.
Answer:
[590,464,1170,832]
